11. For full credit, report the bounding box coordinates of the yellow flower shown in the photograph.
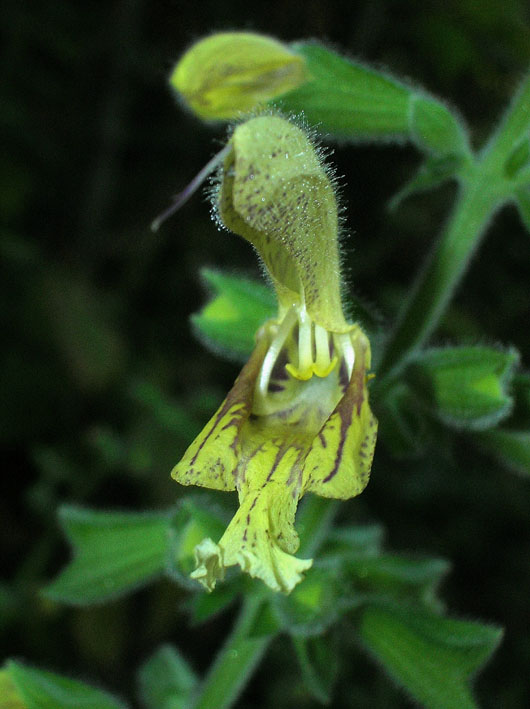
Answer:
[172,115,377,593]
[171,32,308,120]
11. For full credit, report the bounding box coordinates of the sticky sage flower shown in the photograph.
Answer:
[172,115,377,593]
[171,32,308,120]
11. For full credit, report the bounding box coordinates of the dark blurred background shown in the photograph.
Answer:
[2,1,530,707]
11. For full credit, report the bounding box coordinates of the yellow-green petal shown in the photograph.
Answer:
[191,480,312,593]
[171,32,308,120]
[171,335,268,491]
[303,327,378,499]
[190,538,226,588]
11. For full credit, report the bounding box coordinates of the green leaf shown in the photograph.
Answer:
[346,555,450,609]
[282,42,411,140]
[388,154,462,211]
[406,346,519,430]
[292,635,339,705]
[320,524,384,562]
[409,95,468,156]
[138,645,198,709]
[166,496,228,589]
[272,566,340,637]
[43,507,171,605]
[475,428,530,477]
[191,268,276,361]
[320,528,449,611]
[358,605,502,709]
[4,660,126,709]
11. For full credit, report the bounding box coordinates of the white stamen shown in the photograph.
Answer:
[297,309,313,377]
[256,306,297,399]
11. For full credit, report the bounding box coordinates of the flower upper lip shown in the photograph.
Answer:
[217,115,349,334]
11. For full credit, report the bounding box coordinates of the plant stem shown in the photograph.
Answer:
[192,593,271,709]
[378,178,500,378]
[379,70,530,380]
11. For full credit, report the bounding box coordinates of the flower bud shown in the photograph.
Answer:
[171,32,308,120]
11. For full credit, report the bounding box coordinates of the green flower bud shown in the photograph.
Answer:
[171,32,308,120]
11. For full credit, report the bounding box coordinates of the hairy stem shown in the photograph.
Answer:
[379,70,530,380]
[378,178,502,378]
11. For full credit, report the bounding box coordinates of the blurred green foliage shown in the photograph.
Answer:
[2,1,530,707]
